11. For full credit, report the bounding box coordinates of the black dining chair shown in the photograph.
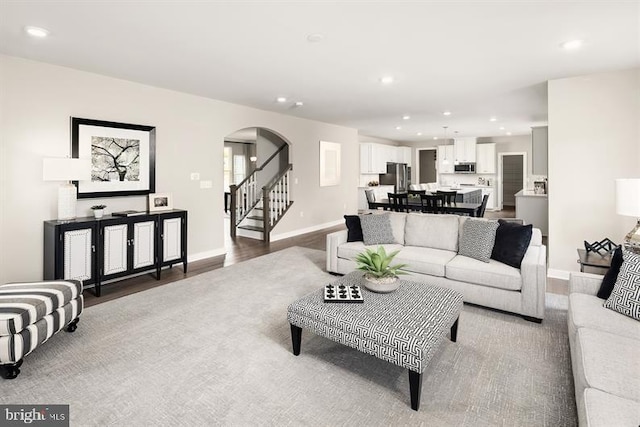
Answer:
[436,190,457,205]
[408,189,426,196]
[477,194,489,217]
[364,189,377,210]
[387,192,410,212]
[420,194,445,214]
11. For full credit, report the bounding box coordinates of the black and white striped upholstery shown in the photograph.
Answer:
[287,272,463,373]
[0,281,83,364]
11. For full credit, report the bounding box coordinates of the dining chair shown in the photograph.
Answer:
[420,194,445,214]
[436,190,457,205]
[477,194,489,217]
[387,192,410,212]
[364,188,377,210]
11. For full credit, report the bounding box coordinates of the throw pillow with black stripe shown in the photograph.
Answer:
[603,249,640,321]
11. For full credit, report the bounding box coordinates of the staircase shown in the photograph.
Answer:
[229,144,293,243]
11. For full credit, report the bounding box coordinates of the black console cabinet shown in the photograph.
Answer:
[44,210,187,296]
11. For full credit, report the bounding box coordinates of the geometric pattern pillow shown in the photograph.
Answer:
[458,218,499,263]
[603,249,640,321]
[359,213,395,245]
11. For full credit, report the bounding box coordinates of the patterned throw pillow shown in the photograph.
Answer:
[603,249,640,321]
[359,213,395,245]
[458,218,499,263]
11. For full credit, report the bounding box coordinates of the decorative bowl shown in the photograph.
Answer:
[363,274,400,293]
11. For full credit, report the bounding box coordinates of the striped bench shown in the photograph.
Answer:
[0,280,83,379]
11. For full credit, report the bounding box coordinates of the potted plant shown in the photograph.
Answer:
[355,246,408,293]
[91,205,107,219]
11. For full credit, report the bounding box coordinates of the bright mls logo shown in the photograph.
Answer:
[0,405,69,426]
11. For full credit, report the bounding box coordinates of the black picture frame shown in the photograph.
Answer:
[71,117,156,199]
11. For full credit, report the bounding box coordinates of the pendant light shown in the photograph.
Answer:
[442,126,449,165]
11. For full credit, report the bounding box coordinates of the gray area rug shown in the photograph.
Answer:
[1,247,577,426]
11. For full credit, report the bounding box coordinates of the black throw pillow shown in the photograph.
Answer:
[344,215,363,242]
[490,219,533,269]
[597,247,624,299]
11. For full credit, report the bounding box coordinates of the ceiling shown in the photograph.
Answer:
[1,1,638,142]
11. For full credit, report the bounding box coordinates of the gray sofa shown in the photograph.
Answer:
[568,272,640,426]
[327,212,547,321]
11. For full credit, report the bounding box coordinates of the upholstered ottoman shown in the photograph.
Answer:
[0,280,83,379]
[287,271,463,410]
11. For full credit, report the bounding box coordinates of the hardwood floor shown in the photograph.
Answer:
[84,208,566,307]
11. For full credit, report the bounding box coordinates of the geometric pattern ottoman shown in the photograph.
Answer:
[0,280,83,379]
[287,271,463,410]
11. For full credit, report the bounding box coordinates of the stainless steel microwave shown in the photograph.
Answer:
[454,163,476,173]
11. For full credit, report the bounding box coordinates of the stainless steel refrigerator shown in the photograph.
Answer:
[379,162,409,193]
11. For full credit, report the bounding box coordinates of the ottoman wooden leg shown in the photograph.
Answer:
[450,317,459,342]
[408,370,423,411]
[0,360,22,380]
[290,324,302,356]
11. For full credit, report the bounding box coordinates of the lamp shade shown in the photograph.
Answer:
[43,158,91,181]
[616,178,640,217]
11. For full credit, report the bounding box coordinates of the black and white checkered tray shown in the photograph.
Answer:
[324,283,364,303]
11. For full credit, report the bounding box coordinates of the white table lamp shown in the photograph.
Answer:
[43,158,91,220]
[616,178,640,253]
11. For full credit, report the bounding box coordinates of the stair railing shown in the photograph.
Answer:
[262,164,293,243]
[229,144,287,238]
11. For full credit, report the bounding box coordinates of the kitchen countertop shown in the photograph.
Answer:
[438,186,484,194]
[515,189,548,198]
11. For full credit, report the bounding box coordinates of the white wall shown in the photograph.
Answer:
[0,55,359,283]
[548,67,640,274]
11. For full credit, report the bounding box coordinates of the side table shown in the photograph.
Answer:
[577,249,612,273]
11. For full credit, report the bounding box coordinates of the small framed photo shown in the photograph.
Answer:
[148,193,173,212]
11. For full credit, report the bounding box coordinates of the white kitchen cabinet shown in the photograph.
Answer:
[357,185,395,211]
[454,138,477,163]
[396,146,412,167]
[437,145,455,174]
[360,143,396,174]
[476,143,496,174]
[481,187,496,211]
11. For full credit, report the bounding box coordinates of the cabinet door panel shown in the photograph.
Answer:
[133,221,155,269]
[162,218,182,262]
[63,228,93,281]
[103,224,128,275]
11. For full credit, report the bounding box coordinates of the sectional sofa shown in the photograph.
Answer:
[326,212,547,321]
[568,272,640,426]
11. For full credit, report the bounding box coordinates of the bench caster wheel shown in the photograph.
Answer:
[0,361,22,380]
[66,318,80,333]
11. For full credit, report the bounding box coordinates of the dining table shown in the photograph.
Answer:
[369,198,483,217]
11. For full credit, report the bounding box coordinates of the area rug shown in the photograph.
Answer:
[0,247,577,426]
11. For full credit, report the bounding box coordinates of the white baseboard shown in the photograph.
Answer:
[188,247,227,263]
[271,219,344,242]
[547,268,571,281]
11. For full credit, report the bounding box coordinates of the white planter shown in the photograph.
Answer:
[363,274,400,293]
[93,209,104,219]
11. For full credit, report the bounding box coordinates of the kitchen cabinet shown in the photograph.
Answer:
[532,126,548,175]
[357,185,395,211]
[437,145,455,174]
[476,143,496,174]
[396,146,412,167]
[454,138,477,163]
[360,143,394,174]
[481,187,496,210]
[44,210,187,296]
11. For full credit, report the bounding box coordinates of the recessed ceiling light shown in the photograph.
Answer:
[276,97,287,103]
[506,132,512,136]
[489,117,497,122]
[499,126,505,130]
[443,111,452,116]
[380,76,394,85]
[561,39,583,50]
[295,101,304,107]
[416,132,422,136]
[25,26,49,38]
[307,33,324,43]
[395,126,402,130]
[402,115,411,120]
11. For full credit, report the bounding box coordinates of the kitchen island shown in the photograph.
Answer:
[438,187,483,204]
[515,189,548,236]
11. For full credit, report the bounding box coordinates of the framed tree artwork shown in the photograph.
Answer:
[71,117,156,198]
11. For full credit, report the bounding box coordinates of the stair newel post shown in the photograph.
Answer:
[229,184,237,238]
[262,187,271,243]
